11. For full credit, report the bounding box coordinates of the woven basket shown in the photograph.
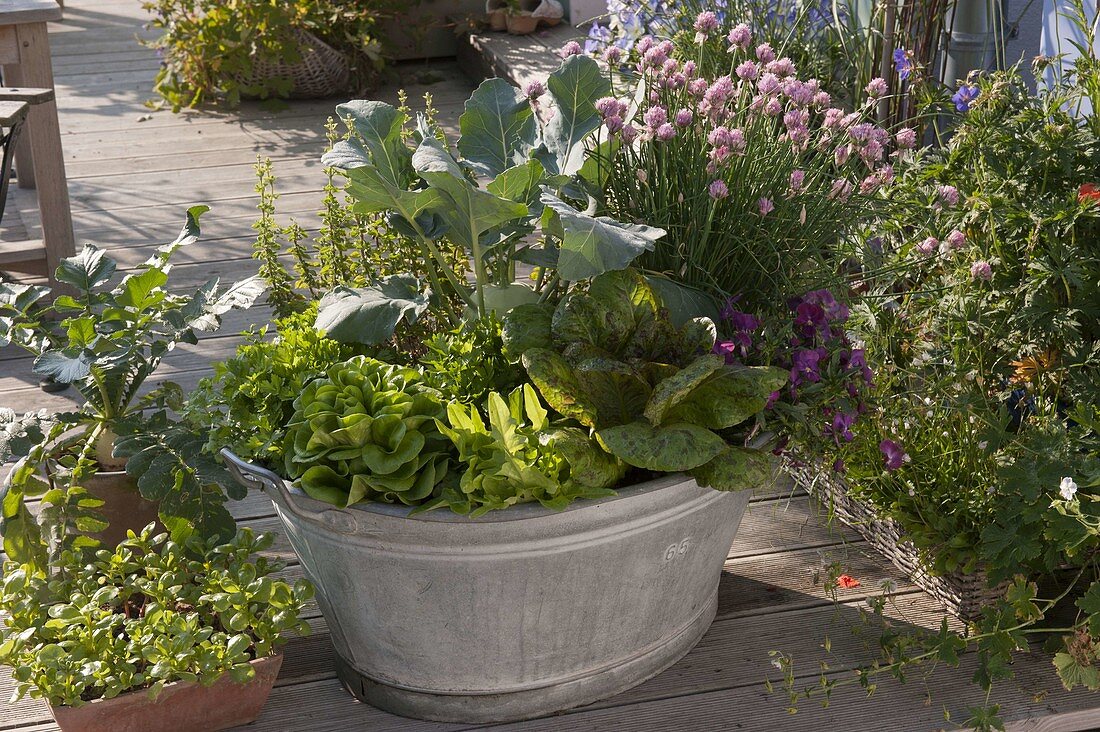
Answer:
[236,28,351,100]
[790,463,1007,622]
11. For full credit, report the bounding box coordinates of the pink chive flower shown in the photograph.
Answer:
[946,230,966,249]
[834,144,852,166]
[971,260,993,280]
[523,80,545,100]
[823,108,845,129]
[656,123,676,141]
[865,77,889,97]
[767,57,796,77]
[683,60,697,78]
[764,98,783,116]
[727,23,752,51]
[636,36,655,54]
[689,78,710,97]
[736,60,760,81]
[938,185,960,207]
[829,179,854,201]
[558,41,582,58]
[709,179,729,199]
[604,115,624,134]
[813,91,831,108]
[675,108,694,127]
[603,46,623,65]
[621,124,639,144]
[595,96,624,117]
[859,175,880,195]
[789,169,806,193]
[642,105,668,129]
[757,73,781,95]
[916,236,938,255]
[755,42,776,63]
[758,197,775,215]
[895,127,917,149]
[694,11,719,43]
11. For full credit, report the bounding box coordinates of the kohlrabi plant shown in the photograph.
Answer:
[282,355,453,507]
[0,526,312,708]
[313,55,670,345]
[0,207,266,571]
[503,269,788,490]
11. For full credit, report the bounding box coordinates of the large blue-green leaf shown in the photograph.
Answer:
[646,274,722,327]
[344,165,449,237]
[327,100,411,186]
[596,420,726,471]
[412,136,528,251]
[541,55,610,176]
[458,78,537,177]
[487,159,546,210]
[314,275,429,345]
[542,192,665,281]
[55,245,115,293]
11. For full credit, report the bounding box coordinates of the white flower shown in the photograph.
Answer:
[1060,476,1078,501]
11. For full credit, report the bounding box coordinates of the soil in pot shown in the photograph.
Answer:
[49,654,282,732]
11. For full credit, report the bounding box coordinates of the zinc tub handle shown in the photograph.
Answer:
[219,448,361,533]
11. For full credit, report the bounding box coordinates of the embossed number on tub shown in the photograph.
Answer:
[664,538,691,562]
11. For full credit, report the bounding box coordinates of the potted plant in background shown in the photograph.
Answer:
[0,207,266,571]
[141,0,404,110]
[0,526,312,732]
[209,54,793,723]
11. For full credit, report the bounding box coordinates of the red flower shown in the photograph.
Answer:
[836,574,861,589]
[1080,183,1100,204]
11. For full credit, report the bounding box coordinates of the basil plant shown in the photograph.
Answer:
[0,206,266,570]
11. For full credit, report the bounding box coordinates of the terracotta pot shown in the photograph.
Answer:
[487,8,507,30]
[80,469,162,547]
[49,654,283,732]
[506,12,538,35]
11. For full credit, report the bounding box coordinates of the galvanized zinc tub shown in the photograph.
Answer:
[221,450,751,723]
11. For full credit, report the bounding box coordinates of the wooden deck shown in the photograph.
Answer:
[2,2,1100,730]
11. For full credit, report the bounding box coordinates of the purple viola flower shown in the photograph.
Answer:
[829,411,856,443]
[790,348,823,386]
[801,290,849,323]
[879,439,908,471]
[832,458,847,474]
[951,84,980,112]
[713,340,738,364]
[893,48,912,81]
[765,390,781,410]
[843,347,873,385]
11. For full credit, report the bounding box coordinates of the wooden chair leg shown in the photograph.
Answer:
[0,63,35,190]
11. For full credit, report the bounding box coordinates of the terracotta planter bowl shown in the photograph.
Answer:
[506,12,539,35]
[81,469,162,547]
[49,654,283,732]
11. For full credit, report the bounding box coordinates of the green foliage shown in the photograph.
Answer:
[185,309,362,465]
[0,208,265,570]
[283,356,452,507]
[431,385,619,516]
[142,0,402,110]
[506,269,786,489]
[420,313,524,405]
[0,526,311,708]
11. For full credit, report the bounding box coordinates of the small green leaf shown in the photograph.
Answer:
[55,245,116,292]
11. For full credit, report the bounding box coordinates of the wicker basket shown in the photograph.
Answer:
[791,463,1007,622]
[236,28,351,100]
